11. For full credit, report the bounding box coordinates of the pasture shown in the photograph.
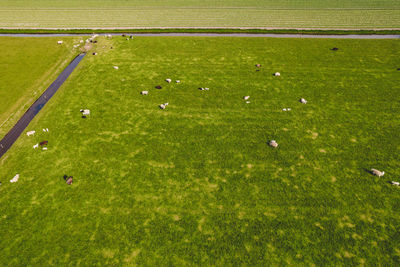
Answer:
[0,37,81,139]
[0,0,399,29]
[0,36,400,265]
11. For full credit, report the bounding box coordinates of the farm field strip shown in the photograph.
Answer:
[0,0,399,29]
[1,0,399,9]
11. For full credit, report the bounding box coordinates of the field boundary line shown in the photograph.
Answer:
[1,33,399,39]
[1,28,400,36]
[0,113,14,129]
[2,27,400,30]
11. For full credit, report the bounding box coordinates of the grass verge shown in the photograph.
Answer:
[0,36,84,139]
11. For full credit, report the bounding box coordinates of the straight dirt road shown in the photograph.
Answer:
[1,33,399,39]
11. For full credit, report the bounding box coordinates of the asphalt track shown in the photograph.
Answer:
[0,33,399,39]
[0,53,86,159]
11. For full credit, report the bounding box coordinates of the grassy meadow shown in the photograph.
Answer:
[0,37,83,139]
[0,0,399,29]
[0,36,400,265]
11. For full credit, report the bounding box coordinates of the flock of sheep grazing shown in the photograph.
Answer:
[250,70,307,149]
[16,109,92,185]
[27,129,49,150]
[264,69,394,186]
[370,169,397,186]
[139,78,180,110]
[7,37,394,189]
[265,70,394,185]
[60,34,99,49]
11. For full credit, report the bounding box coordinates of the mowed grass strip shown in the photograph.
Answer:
[0,37,84,138]
[1,9,400,29]
[0,37,400,265]
[0,0,399,29]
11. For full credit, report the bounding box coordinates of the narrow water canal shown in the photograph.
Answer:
[0,53,86,159]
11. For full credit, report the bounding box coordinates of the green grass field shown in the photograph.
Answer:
[0,37,82,139]
[0,0,399,29]
[0,36,400,265]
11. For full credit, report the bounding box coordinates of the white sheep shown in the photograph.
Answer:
[10,174,19,183]
[57,41,63,44]
[80,109,90,116]
[141,91,149,95]
[27,131,35,136]
[176,80,181,83]
[371,169,385,177]
[43,147,48,151]
[113,66,119,70]
[159,103,169,109]
[33,143,39,149]
[300,98,307,104]
[205,88,209,91]
[166,79,172,83]
[390,181,400,186]
[269,140,278,148]
[246,101,250,104]
[274,72,280,76]
[244,96,250,100]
